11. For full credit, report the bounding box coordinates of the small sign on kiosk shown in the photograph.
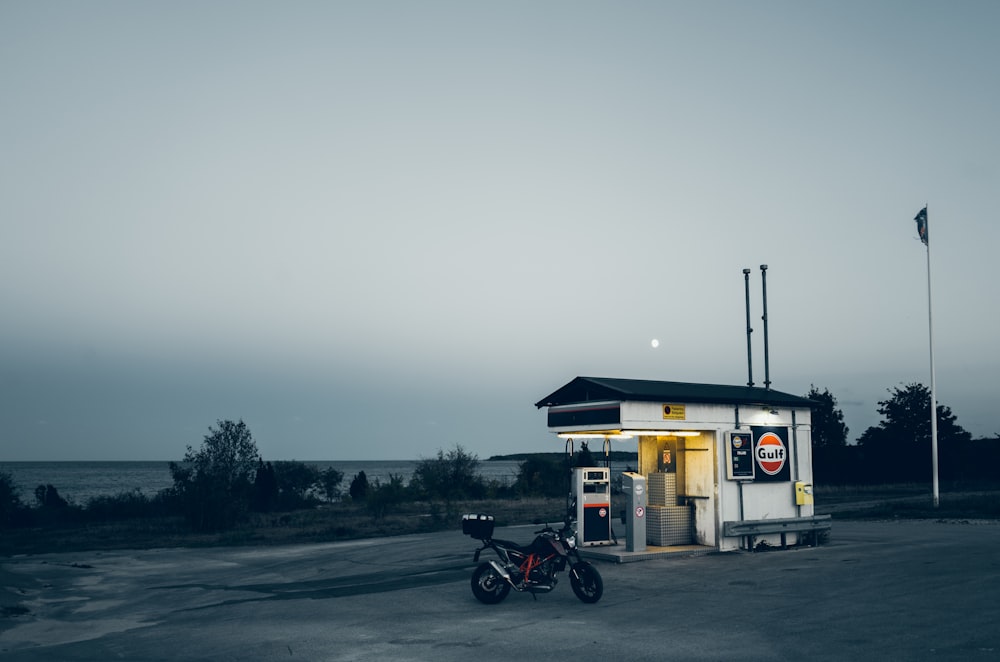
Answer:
[726,430,756,480]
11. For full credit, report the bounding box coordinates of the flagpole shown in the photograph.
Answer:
[925,204,940,508]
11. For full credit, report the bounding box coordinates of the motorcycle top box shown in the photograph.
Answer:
[462,513,495,540]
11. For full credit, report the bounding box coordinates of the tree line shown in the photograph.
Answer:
[808,383,1000,484]
[3,383,997,533]
[0,420,578,533]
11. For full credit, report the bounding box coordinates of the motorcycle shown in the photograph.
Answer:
[462,513,604,604]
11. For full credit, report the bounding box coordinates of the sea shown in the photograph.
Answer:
[0,460,528,505]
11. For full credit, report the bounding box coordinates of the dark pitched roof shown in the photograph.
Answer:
[534,376,816,409]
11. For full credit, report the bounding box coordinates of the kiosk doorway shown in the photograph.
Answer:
[635,433,715,547]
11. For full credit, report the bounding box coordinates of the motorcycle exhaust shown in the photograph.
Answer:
[488,560,556,593]
[487,560,515,586]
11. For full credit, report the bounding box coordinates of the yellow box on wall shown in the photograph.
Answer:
[794,481,814,505]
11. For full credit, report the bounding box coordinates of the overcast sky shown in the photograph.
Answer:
[2,1,998,461]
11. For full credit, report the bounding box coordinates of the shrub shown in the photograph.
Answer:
[366,473,408,520]
[0,471,27,529]
[85,489,155,521]
[349,471,369,502]
[411,445,485,501]
[272,461,321,510]
[35,483,69,508]
[252,461,279,513]
[515,456,570,497]
[319,467,344,503]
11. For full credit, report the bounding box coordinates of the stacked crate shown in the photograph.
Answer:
[646,473,693,546]
[648,472,677,505]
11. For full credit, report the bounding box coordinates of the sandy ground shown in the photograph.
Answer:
[1,568,35,616]
[2,520,999,661]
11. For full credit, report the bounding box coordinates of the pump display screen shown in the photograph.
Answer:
[726,431,755,480]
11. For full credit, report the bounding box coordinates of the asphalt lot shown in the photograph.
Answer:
[2,519,999,661]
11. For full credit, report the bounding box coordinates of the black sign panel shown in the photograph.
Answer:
[726,431,755,480]
[548,402,621,428]
[751,426,791,482]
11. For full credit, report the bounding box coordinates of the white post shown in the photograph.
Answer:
[925,206,939,508]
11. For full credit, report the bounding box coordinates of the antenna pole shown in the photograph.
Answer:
[743,268,754,387]
[760,264,771,389]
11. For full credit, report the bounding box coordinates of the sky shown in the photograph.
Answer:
[2,1,998,461]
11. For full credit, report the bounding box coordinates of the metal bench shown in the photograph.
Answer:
[723,514,832,551]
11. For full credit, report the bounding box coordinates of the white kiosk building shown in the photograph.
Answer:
[535,376,830,556]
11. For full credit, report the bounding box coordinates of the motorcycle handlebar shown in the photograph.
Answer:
[533,517,575,536]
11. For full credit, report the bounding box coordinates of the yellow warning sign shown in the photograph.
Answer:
[662,404,686,420]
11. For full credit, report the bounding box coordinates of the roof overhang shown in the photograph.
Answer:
[535,376,816,410]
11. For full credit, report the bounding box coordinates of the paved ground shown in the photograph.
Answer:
[2,519,999,661]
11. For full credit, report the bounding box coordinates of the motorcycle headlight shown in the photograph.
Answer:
[565,534,577,549]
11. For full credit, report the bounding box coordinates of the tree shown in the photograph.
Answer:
[0,471,25,529]
[515,455,568,497]
[806,385,848,449]
[319,467,344,503]
[349,471,369,502]
[574,442,597,467]
[252,461,279,512]
[170,419,261,530]
[411,445,484,502]
[857,383,971,483]
[272,460,321,510]
[366,473,407,521]
[34,484,69,508]
[806,385,857,484]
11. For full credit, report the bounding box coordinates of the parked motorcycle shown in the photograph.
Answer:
[462,513,604,604]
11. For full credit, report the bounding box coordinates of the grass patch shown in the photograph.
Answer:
[0,497,570,556]
[2,605,30,617]
[813,483,931,504]
[5,485,997,556]
[832,491,1000,521]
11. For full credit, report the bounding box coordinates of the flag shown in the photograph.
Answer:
[914,206,928,245]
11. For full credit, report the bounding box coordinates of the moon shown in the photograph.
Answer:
[651,339,659,348]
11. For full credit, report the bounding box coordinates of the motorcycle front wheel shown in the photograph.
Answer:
[471,562,511,604]
[570,562,603,603]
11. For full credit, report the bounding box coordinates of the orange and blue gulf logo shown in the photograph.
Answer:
[755,432,787,475]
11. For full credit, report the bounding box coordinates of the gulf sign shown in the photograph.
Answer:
[756,434,785,474]
[751,426,791,482]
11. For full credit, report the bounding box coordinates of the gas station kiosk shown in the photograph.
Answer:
[536,376,829,556]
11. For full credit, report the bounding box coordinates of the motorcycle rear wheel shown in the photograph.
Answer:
[570,562,603,603]
[471,562,511,604]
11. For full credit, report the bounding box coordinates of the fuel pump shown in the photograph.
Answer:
[573,467,613,546]
[622,472,647,552]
